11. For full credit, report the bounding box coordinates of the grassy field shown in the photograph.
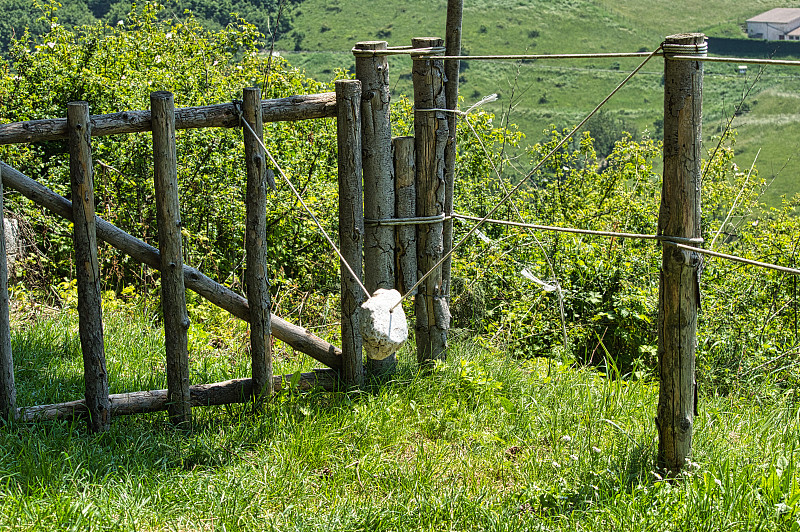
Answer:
[1,299,800,530]
[277,0,800,207]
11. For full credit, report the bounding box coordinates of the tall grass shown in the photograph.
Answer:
[1,299,800,530]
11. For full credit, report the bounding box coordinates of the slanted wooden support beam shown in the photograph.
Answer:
[151,91,191,427]
[336,79,365,387]
[67,101,111,432]
[0,162,343,368]
[243,87,273,401]
[0,93,338,145]
[17,370,339,422]
[656,33,705,474]
[412,37,450,365]
[354,40,397,377]
[0,166,15,421]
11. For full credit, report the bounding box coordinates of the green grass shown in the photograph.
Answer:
[2,300,800,529]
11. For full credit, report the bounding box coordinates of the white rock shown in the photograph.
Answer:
[360,288,408,360]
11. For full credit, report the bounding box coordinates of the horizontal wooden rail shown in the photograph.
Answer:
[17,370,337,422]
[0,92,337,145]
[0,161,343,369]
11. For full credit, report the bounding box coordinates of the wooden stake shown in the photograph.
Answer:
[336,79,365,387]
[0,162,343,368]
[412,37,450,365]
[243,87,273,401]
[151,91,191,427]
[393,136,417,295]
[0,165,15,421]
[67,101,111,432]
[443,0,463,301]
[656,33,704,474]
[354,40,396,376]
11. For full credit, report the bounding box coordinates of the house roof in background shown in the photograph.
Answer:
[747,8,800,23]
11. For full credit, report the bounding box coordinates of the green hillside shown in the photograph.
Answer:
[281,0,800,207]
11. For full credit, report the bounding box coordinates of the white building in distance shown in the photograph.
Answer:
[747,8,800,40]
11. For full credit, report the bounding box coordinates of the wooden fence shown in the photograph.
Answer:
[0,33,708,473]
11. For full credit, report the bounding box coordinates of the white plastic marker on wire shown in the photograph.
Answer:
[239,117,371,301]
[390,43,665,312]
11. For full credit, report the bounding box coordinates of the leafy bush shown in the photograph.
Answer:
[1,3,344,316]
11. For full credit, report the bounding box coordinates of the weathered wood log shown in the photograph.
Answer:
[0,166,15,421]
[443,0,463,303]
[393,136,417,294]
[412,37,450,365]
[68,101,111,432]
[0,162,343,368]
[656,33,705,474]
[151,91,191,426]
[355,40,397,377]
[336,79,365,387]
[16,370,338,422]
[243,87,273,400]
[0,93,338,145]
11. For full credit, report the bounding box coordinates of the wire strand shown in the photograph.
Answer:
[391,44,665,311]
[239,115,371,299]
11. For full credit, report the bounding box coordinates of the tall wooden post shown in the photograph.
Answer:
[443,0,463,301]
[68,101,111,432]
[0,166,15,421]
[394,136,417,295]
[354,41,396,376]
[336,79,365,387]
[243,87,273,401]
[412,37,450,365]
[151,91,191,426]
[656,33,705,473]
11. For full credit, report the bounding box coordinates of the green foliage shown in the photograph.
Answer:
[1,4,343,307]
[0,0,297,52]
[451,114,799,390]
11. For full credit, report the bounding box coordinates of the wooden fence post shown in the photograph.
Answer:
[68,101,111,432]
[443,0,463,302]
[243,87,273,401]
[0,166,15,421]
[151,91,191,426]
[354,41,396,376]
[336,79,365,387]
[657,33,705,474]
[394,136,417,295]
[412,37,450,365]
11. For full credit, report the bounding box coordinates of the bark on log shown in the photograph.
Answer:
[0,162,343,368]
[336,79,365,387]
[354,40,396,377]
[0,93,338,145]
[17,370,338,422]
[0,166,15,421]
[67,101,111,432]
[412,37,450,365]
[394,136,417,294]
[443,0,463,301]
[656,33,704,475]
[243,87,273,399]
[151,91,191,426]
